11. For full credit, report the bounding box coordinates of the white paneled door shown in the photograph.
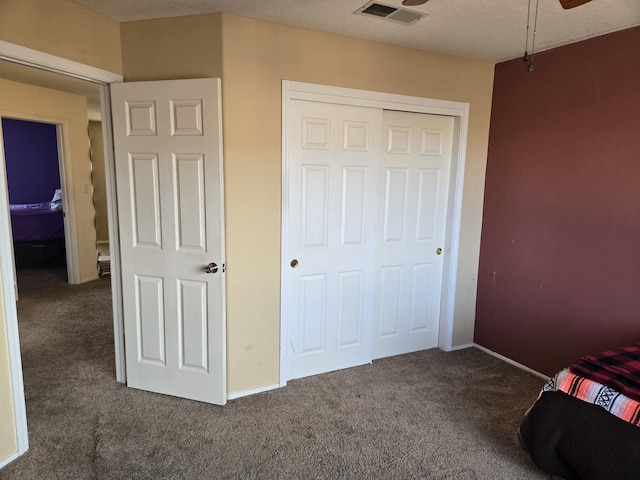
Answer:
[286,100,382,380]
[373,110,454,359]
[111,79,226,405]
[286,100,454,380]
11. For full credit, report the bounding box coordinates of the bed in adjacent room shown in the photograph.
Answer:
[10,189,66,268]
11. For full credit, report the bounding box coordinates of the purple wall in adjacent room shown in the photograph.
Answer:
[475,26,640,376]
[2,118,60,204]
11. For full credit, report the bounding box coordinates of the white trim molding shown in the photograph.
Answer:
[0,128,29,462]
[474,344,550,381]
[0,41,122,84]
[448,343,475,351]
[99,85,126,384]
[280,80,470,387]
[227,383,280,401]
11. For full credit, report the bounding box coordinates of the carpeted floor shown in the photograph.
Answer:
[0,267,548,479]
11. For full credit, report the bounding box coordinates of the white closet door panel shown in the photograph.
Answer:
[286,100,381,380]
[285,100,455,378]
[373,110,454,360]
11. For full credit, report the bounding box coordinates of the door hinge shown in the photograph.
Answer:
[222,263,226,273]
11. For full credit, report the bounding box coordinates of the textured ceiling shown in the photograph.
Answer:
[1,0,638,121]
[73,0,640,63]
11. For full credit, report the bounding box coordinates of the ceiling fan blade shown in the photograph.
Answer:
[402,0,429,5]
[559,0,592,9]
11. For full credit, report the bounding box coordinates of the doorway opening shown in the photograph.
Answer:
[2,118,67,281]
[0,44,123,466]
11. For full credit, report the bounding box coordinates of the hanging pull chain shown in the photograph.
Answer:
[523,0,532,62]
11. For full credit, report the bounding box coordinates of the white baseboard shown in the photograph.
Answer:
[474,344,549,381]
[0,449,23,470]
[227,345,547,401]
[227,383,280,400]
[448,342,474,351]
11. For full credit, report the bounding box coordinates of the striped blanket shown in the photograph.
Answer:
[542,368,640,427]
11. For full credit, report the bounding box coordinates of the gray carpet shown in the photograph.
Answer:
[0,267,548,479]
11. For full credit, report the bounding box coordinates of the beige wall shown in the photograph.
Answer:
[121,14,222,81]
[221,15,494,393]
[89,121,109,244]
[0,79,99,283]
[122,13,494,395]
[0,277,18,463]
[0,0,122,74]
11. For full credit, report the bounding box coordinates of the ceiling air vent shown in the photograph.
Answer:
[355,1,427,26]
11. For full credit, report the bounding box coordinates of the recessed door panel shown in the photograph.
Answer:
[383,168,408,243]
[171,99,203,136]
[388,126,411,154]
[300,274,327,355]
[421,129,443,155]
[416,169,440,241]
[341,166,367,246]
[378,266,402,337]
[344,121,369,151]
[303,118,331,149]
[409,263,433,331]
[338,271,364,347]
[130,153,162,248]
[302,165,329,249]
[174,154,206,251]
[178,279,208,372]
[125,101,157,136]
[135,275,165,365]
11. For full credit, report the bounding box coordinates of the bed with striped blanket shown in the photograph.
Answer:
[518,343,640,480]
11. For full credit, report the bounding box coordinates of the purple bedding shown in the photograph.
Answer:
[10,202,64,242]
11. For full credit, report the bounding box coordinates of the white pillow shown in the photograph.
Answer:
[51,188,62,203]
[51,189,63,211]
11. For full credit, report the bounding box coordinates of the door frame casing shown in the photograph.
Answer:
[0,41,123,466]
[280,80,470,387]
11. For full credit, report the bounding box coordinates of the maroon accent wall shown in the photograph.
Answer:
[475,26,640,376]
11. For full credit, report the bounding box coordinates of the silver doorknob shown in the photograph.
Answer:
[204,262,218,274]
